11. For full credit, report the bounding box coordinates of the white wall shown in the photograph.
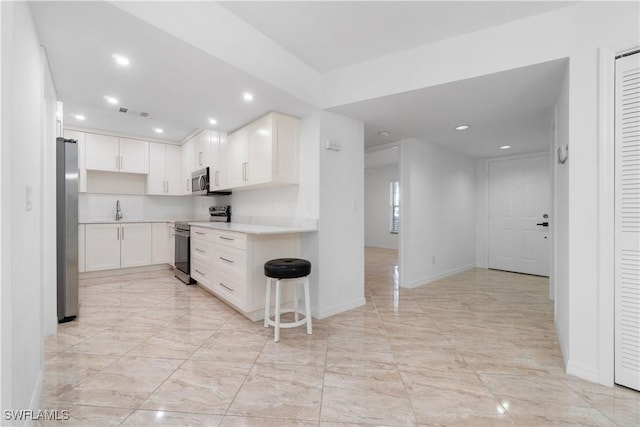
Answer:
[1,1,47,416]
[555,64,571,368]
[365,165,398,249]
[322,0,639,386]
[400,138,476,288]
[41,49,58,337]
[316,111,365,318]
[474,159,488,268]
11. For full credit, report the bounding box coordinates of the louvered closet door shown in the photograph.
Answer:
[615,51,640,392]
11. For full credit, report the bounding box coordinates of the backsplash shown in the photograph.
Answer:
[79,193,198,222]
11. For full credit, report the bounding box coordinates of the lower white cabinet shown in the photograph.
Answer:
[78,225,85,272]
[151,222,175,265]
[85,223,152,271]
[190,226,299,320]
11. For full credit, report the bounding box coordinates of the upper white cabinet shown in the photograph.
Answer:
[119,138,150,174]
[148,143,182,195]
[226,112,299,189]
[193,131,212,170]
[181,138,193,194]
[85,133,149,174]
[63,129,86,193]
[210,131,228,190]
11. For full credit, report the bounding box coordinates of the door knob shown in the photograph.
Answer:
[536,222,549,227]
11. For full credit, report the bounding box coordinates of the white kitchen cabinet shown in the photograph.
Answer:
[168,223,175,267]
[85,223,121,271]
[78,224,85,272]
[148,143,182,195]
[84,222,152,271]
[63,129,86,193]
[120,223,152,268]
[118,138,149,174]
[226,112,299,189]
[226,127,247,188]
[193,131,212,170]
[151,222,172,265]
[190,225,298,320]
[181,138,193,194]
[85,133,149,174]
[210,132,228,190]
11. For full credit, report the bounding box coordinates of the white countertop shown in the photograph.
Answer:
[189,221,317,235]
[79,219,194,224]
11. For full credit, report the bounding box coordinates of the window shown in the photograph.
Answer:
[390,180,400,234]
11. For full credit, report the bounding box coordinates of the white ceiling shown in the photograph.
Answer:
[220,1,573,73]
[30,1,571,157]
[332,59,568,158]
[30,1,313,142]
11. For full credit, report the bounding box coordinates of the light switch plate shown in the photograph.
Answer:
[25,185,33,211]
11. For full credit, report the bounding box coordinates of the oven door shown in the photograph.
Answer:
[174,229,191,276]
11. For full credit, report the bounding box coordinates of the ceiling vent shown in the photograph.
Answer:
[118,106,149,117]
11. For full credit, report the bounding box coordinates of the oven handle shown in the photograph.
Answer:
[174,230,190,238]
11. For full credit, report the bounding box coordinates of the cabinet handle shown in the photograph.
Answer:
[117,227,120,240]
[195,248,205,253]
[186,178,189,192]
[195,231,205,235]
[198,152,202,166]
[116,155,119,170]
[219,282,233,292]
[219,256,234,264]
[215,171,219,187]
[242,162,248,181]
[219,236,234,241]
[121,226,125,240]
[195,269,205,276]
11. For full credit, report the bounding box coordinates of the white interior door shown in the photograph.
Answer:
[488,155,550,276]
[615,51,640,392]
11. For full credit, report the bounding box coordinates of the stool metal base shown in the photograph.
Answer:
[264,276,312,342]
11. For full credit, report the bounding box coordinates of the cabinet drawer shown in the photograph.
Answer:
[213,244,246,278]
[191,258,213,288]
[210,230,247,250]
[212,271,245,309]
[191,237,216,260]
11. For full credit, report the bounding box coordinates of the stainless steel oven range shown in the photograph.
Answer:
[174,221,195,284]
[174,206,231,285]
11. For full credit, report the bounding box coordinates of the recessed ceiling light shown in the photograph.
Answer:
[74,114,85,121]
[208,118,217,125]
[112,54,130,66]
[378,130,390,137]
[243,92,254,102]
[104,96,118,105]
[500,145,511,150]
[154,128,164,134]
[455,125,470,131]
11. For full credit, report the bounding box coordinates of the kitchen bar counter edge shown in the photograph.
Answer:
[189,222,317,235]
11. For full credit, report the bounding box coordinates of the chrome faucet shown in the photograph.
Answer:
[115,200,123,221]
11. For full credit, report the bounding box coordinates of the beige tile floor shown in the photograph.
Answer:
[40,247,639,426]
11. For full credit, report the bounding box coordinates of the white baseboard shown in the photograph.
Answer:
[476,262,488,269]
[29,367,44,417]
[566,360,600,384]
[402,264,476,289]
[79,264,172,279]
[313,297,366,320]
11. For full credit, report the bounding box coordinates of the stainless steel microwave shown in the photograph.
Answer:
[191,167,231,196]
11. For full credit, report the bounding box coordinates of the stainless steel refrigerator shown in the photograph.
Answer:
[56,137,78,323]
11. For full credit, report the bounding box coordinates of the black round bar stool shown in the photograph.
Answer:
[263,258,312,342]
